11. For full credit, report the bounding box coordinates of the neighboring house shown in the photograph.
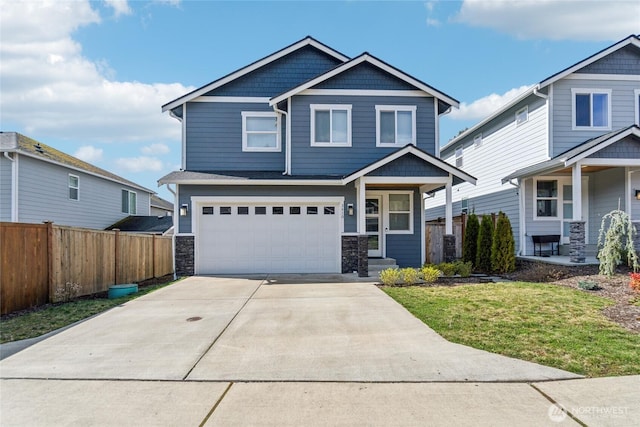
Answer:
[150,194,174,216]
[425,35,640,260]
[0,132,154,229]
[159,36,475,275]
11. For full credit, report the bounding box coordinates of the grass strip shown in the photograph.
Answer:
[383,282,640,377]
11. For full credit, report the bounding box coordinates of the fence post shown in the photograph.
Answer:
[152,234,157,279]
[44,221,54,302]
[114,229,119,285]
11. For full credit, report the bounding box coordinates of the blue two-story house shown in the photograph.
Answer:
[159,37,475,275]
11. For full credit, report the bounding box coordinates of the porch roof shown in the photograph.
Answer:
[502,125,640,183]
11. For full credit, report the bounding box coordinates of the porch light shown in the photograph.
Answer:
[180,204,189,217]
[636,190,640,201]
[347,203,354,216]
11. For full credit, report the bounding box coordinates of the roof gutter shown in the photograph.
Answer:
[532,85,548,99]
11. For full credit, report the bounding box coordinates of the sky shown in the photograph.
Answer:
[1,0,639,202]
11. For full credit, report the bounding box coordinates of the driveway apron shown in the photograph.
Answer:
[1,276,579,382]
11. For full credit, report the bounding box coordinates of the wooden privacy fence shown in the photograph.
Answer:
[424,220,463,265]
[1,222,173,315]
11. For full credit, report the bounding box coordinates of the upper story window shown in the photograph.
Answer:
[122,189,137,215]
[242,112,280,152]
[310,104,352,147]
[473,133,483,148]
[572,88,611,130]
[68,174,79,200]
[455,147,463,168]
[635,89,640,125]
[515,106,528,126]
[376,105,416,147]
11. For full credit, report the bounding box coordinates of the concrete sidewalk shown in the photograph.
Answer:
[1,276,637,426]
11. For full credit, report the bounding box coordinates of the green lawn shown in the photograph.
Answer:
[0,280,177,344]
[383,282,640,377]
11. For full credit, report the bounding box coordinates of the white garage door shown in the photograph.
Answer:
[195,198,342,274]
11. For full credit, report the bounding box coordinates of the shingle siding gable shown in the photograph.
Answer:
[587,137,640,159]
[313,62,417,91]
[206,46,344,97]
[367,153,448,177]
[576,45,640,75]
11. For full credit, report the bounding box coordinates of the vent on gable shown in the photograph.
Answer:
[34,143,44,154]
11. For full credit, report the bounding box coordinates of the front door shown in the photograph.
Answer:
[366,196,382,257]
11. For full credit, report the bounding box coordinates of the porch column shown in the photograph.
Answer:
[357,178,366,234]
[570,163,585,263]
[445,177,453,235]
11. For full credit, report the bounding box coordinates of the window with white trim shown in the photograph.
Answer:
[572,89,611,130]
[121,189,137,215]
[635,89,640,125]
[473,133,482,148]
[376,105,416,146]
[515,106,528,126]
[455,147,463,167]
[461,198,468,214]
[535,180,558,219]
[387,192,413,233]
[242,112,280,152]
[68,174,79,200]
[310,104,351,147]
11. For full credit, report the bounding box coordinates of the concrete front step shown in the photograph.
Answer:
[368,258,399,277]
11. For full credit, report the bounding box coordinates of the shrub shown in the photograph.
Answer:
[578,280,600,291]
[420,265,441,283]
[476,214,495,272]
[462,213,479,267]
[455,260,473,278]
[379,268,402,286]
[401,268,421,285]
[597,209,640,276]
[630,273,640,293]
[437,262,457,276]
[491,211,516,274]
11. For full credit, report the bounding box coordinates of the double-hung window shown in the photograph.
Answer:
[122,189,137,215]
[387,192,413,233]
[572,89,611,130]
[535,180,558,219]
[310,104,351,147]
[376,105,416,146]
[455,147,463,167]
[242,112,280,152]
[515,106,528,126]
[68,174,79,200]
[634,89,640,125]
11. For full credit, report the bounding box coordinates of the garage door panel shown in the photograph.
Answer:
[196,201,341,274]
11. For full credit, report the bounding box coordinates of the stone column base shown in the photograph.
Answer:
[569,221,585,263]
[443,234,456,263]
[342,235,368,277]
[175,235,195,276]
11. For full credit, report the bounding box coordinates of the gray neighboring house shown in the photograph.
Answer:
[0,132,154,229]
[150,194,174,217]
[425,35,640,259]
[159,36,475,276]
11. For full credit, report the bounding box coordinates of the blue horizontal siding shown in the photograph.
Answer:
[313,62,417,90]
[290,94,435,175]
[185,101,284,171]
[206,46,343,97]
[385,189,423,267]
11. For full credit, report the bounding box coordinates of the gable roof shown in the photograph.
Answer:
[0,132,154,193]
[150,194,174,211]
[442,34,640,154]
[501,125,640,183]
[161,36,350,112]
[270,52,459,108]
[343,144,476,185]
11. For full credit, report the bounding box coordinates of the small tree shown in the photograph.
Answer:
[462,213,479,267]
[491,212,516,273]
[597,209,639,276]
[476,214,494,273]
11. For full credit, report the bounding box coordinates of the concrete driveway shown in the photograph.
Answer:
[2,276,637,426]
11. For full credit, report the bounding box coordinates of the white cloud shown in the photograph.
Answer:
[105,0,132,17]
[455,0,640,41]
[426,18,441,27]
[448,85,532,121]
[141,143,170,155]
[116,156,164,172]
[0,0,193,144]
[74,145,104,163]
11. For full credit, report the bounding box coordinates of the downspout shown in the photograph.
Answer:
[273,98,291,175]
[4,151,18,221]
[532,85,548,100]
[506,178,526,256]
[164,183,178,281]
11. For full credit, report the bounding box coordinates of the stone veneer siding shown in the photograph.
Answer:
[443,234,456,262]
[569,221,586,263]
[175,235,195,276]
[342,235,368,277]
